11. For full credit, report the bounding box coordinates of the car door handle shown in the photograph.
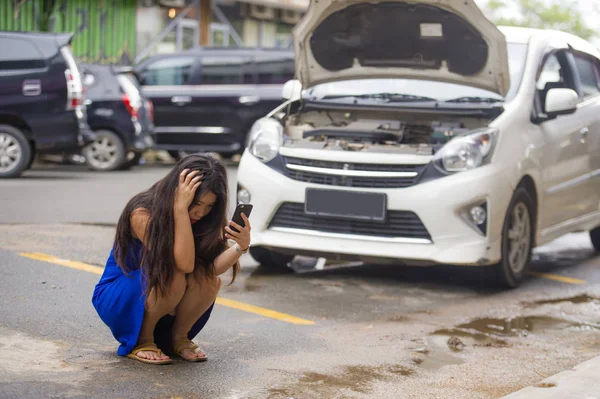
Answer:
[22,80,42,96]
[171,96,192,105]
[580,127,589,143]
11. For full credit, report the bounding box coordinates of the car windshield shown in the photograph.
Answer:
[304,42,528,104]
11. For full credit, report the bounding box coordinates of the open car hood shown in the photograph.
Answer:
[292,0,510,96]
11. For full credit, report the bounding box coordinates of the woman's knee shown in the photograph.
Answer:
[145,271,187,310]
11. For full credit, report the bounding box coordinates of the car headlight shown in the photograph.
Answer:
[248,117,283,163]
[432,127,498,173]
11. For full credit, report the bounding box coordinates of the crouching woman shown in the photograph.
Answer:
[92,154,250,364]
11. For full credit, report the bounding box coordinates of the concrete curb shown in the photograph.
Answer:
[501,355,600,398]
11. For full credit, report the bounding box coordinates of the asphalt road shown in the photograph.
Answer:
[1,163,600,399]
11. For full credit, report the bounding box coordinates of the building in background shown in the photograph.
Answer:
[0,0,307,65]
[1,0,138,64]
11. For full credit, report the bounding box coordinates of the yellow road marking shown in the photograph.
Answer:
[20,252,104,275]
[530,271,587,285]
[215,297,315,325]
[19,252,315,325]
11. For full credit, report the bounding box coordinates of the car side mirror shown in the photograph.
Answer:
[545,88,578,117]
[282,79,302,101]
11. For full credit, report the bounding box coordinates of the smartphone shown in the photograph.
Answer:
[228,203,253,233]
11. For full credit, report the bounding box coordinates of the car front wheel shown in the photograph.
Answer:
[494,187,536,288]
[0,124,32,178]
[83,130,126,171]
[119,152,143,170]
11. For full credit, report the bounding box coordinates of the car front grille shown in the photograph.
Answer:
[282,156,425,188]
[268,202,431,241]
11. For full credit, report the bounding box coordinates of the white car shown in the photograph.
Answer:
[236,0,600,287]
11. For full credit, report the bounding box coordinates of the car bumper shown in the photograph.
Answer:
[78,127,96,146]
[131,133,154,152]
[236,150,514,266]
[129,120,154,152]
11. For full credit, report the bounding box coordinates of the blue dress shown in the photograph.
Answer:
[92,238,214,356]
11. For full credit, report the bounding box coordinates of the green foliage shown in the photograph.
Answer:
[38,0,57,32]
[485,0,596,40]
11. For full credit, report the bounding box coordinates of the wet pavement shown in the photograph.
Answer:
[0,164,599,399]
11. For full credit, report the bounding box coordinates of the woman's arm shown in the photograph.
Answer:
[213,214,252,275]
[172,204,196,274]
[131,205,197,274]
[171,169,203,273]
[130,170,200,274]
[213,243,245,275]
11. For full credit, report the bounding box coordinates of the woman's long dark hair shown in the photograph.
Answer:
[113,153,238,297]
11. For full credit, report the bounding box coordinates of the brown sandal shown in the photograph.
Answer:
[126,343,173,365]
[173,339,207,362]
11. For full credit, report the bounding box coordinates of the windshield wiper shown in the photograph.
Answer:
[444,96,503,104]
[316,92,437,102]
[357,93,437,102]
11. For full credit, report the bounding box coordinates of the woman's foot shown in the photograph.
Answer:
[127,342,172,365]
[173,338,207,362]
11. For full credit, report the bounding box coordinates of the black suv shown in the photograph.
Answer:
[80,64,155,171]
[134,47,294,159]
[0,31,94,178]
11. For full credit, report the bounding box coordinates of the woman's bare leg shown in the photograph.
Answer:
[171,274,221,360]
[135,270,187,361]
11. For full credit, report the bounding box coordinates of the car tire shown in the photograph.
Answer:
[590,226,600,252]
[168,150,184,161]
[494,187,536,288]
[0,124,32,178]
[119,152,143,170]
[25,147,36,170]
[83,130,126,171]
[249,247,294,271]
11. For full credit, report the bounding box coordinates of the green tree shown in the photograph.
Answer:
[38,0,58,32]
[483,0,596,40]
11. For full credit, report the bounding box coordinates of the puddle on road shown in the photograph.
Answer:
[419,314,600,373]
[454,316,566,337]
[432,315,600,346]
[524,294,600,307]
[410,336,465,372]
[265,364,414,398]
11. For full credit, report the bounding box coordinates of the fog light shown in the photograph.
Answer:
[237,188,251,204]
[470,206,487,225]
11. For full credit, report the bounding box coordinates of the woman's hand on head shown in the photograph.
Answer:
[225,213,251,250]
[174,169,202,212]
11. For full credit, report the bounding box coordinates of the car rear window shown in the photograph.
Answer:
[0,37,46,70]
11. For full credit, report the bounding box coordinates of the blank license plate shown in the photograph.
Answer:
[304,188,387,221]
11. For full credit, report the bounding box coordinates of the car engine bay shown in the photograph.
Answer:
[281,108,496,155]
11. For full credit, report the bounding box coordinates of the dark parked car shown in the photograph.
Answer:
[79,64,155,171]
[0,31,94,178]
[133,47,294,159]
